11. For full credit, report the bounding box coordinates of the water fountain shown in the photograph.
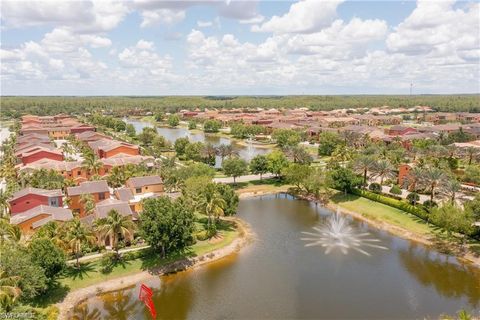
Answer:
[301,208,388,256]
[246,136,254,161]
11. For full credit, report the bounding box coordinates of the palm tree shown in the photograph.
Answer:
[0,270,21,312]
[80,193,96,216]
[0,219,20,246]
[0,190,10,219]
[420,167,447,203]
[65,218,96,268]
[353,155,376,188]
[216,144,237,161]
[201,184,226,232]
[371,160,395,185]
[107,166,126,189]
[201,143,217,165]
[94,210,136,258]
[330,145,353,167]
[441,178,461,203]
[465,146,479,165]
[82,152,102,176]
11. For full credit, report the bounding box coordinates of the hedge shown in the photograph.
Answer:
[351,188,430,221]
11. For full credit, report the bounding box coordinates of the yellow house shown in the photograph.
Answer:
[126,175,164,195]
[115,187,160,213]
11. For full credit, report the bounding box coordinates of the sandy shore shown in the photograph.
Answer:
[57,217,253,319]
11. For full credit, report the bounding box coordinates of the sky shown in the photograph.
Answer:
[0,0,479,96]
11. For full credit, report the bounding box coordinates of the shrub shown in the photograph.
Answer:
[368,183,382,193]
[196,230,209,241]
[406,192,420,205]
[389,185,402,195]
[352,189,429,220]
[100,252,118,274]
[423,200,438,211]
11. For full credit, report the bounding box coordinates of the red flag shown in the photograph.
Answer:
[139,283,157,319]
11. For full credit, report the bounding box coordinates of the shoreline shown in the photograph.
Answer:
[239,191,480,267]
[57,217,254,320]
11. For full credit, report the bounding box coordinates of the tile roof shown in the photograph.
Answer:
[94,199,133,219]
[10,187,62,202]
[67,180,109,196]
[115,187,134,201]
[126,175,163,188]
[10,205,72,226]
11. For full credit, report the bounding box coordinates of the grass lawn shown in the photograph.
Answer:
[33,220,239,307]
[331,193,437,237]
[235,178,291,195]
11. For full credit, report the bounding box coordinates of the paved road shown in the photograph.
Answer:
[214,173,275,184]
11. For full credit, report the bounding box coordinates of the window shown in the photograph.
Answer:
[77,171,81,175]
[49,197,59,207]
[145,186,148,190]
[136,188,142,194]
[98,193,105,200]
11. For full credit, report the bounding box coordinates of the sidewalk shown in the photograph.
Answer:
[67,245,150,264]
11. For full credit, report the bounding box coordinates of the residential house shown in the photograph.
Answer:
[126,175,163,195]
[385,125,417,136]
[18,146,64,165]
[10,205,73,234]
[9,187,63,216]
[67,180,110,217]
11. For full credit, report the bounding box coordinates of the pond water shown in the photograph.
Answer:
[73,195,480,319]
[124,118,269,165]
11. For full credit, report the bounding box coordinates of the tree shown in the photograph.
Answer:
[125,124,136,138]
[267,150,289,178]
[81,152,102,176]
[167,114,180,127]
[140,196,195,258]
[353,155,376,188]
[151,135,171,157]
[174,137,190,156]
[216,144,237,161]
[199,183,226,231]
[286,146,313,165]
[303,167,332,205]
[0,190,9,218]
[216,184,239,216]
[203,119,222,133]
[95,209,136,258]
[0,219,21,246]
[201,143,217,165]
[368,182,382,193]
[327,166,362,194]
[250,154,269,180]
[272,129,301,149]
[318,131,343,156]
[430,204,474,237]
[407,192,420,205]
[465,146,479,165]
[28,169,65,190]
[282,163,312,190]
[0,269,21,312]
[28,238,66,282]
[441,178,461,203]
[420,167,447,203]
[222,157,248,184]
[185,141,204,162]
[65,218,96,268]
[137,127,157,147]
[0,244,47,301]
[371,160,395,185]
[188,120,197,130]
[154,112,165,122]
[32,221,66,250]
[330,145,354,166]
[80,193,96,216]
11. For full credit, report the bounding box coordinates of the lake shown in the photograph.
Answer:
[124,118,270,165]
[73,195,480,319]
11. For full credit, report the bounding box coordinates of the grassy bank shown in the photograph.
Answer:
[234,178,291,196]
[331,192,437,237]
[33,221,239,308]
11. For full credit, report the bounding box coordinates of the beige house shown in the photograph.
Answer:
[126,175,164,195]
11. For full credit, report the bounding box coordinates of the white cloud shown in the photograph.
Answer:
[140,8,186,27]
[252,0,344,34]
[1,0,129,33]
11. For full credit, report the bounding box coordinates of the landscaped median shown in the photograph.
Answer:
[40,218,250,319]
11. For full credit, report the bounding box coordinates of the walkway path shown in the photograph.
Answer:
[214,173,275,184]
[67,245,150,264]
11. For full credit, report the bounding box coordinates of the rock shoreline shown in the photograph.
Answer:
[57,217,253,320]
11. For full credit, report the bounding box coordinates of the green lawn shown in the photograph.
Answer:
[331,193,437,237]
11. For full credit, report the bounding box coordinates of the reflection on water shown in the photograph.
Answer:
[399,244,480,309]
[124,118,268,165]
[74,196,480,319]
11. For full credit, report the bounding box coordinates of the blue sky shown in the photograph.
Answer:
[1,0,479,95]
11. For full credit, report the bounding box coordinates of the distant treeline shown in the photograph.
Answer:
[1,95,479,117]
